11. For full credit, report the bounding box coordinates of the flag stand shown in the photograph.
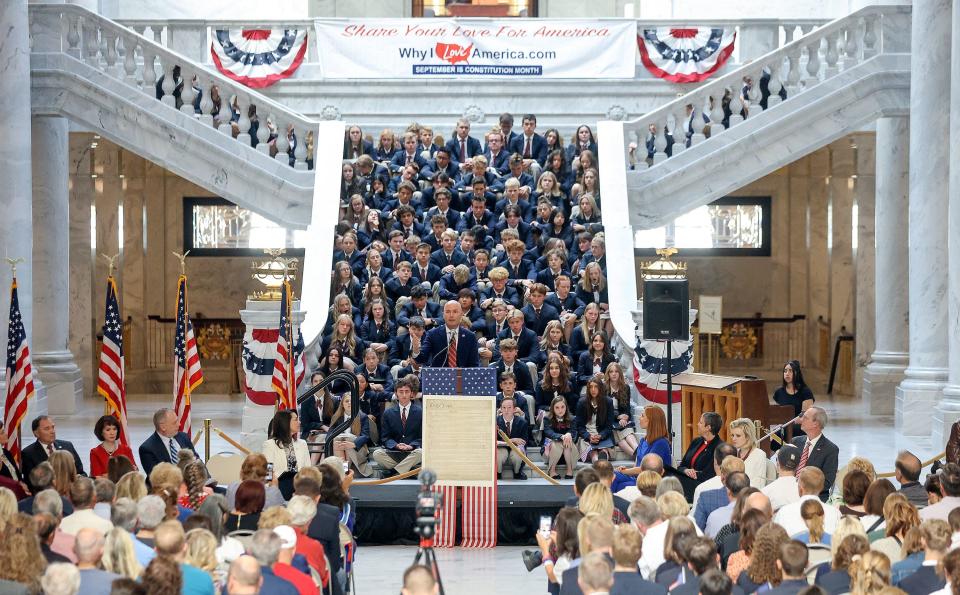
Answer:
[100,253,119,417]
[4,256,33,464]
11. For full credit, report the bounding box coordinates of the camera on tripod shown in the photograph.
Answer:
[414,468,444,540]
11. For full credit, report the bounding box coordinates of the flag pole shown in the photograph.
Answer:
[100,253,119,416]
[173,251,191,429]
[4,257,25,458]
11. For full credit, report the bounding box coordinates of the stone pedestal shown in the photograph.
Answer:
[238,299,306,453]
[897,0,952,436]
[32,115,83,414]
[864,117,909,415]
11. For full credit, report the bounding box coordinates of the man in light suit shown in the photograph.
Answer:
[371,378,422,477]
[789,406,839,501]
[138,408,197,479]
[21,415,86,491]
[415,301,480,368]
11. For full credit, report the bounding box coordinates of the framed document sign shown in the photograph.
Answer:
[420,368,498,487]
[698,295,723,334]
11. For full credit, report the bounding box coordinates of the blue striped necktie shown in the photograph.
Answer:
[168,438,179,464]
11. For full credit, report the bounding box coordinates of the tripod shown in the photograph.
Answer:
[412,535,445,595]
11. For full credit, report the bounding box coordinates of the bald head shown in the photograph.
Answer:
[896,451,922,483]
[640,453,664,476]
[443,300,463,329]
[74,527,105,564]
[744,491,772,519]
[402,564,438,595]
[227,555,263,594]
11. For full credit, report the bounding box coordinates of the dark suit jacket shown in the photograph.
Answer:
[389,150,429,174]
[299,394,338,438]
[445,135,482,165]
[491,359,534,393]
[611,571,667,595]
[380,403,423,448]
[138,432,196,479]
[496,327,539,362]
[791,434,839,500]
[521,303,560,336]
[480,285,522,310]
[307,500,345,577]
[574,397,617,442]
[899,565,945,595]
[21,439,86,490]
[575,352,616,387]
[398,301,442,328]
[429,248,469,270]
[411,262,443,286]
[508,133,548,165]
[497,415,529,442]
[765,579,815,595]
[484,150,510,175]
[559,566,584,595]
[416,325,480,368]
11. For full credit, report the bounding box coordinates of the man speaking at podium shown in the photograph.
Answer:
[416,300,480,368]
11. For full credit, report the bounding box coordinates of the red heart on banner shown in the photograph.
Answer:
[436,42,473,64]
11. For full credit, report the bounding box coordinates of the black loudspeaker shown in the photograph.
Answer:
[643,278,689,341]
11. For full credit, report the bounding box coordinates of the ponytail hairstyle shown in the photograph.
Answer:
[800,498,825,544]
[848,550,891,594]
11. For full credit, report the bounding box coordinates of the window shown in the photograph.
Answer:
[634,196,771,257]
[413,0,537,17]
[183,198,306,257]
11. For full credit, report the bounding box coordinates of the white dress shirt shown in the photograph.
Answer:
[762,475,800,511]
[773,494,841,538]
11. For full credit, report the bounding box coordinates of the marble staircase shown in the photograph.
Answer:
[598,4,912,358]
[29,4,317,230]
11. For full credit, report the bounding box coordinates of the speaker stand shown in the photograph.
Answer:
[665,339,674,444]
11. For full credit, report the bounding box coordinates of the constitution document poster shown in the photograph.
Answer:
[314,19,636,79]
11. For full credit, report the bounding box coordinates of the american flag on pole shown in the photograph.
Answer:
[173,275,204,434]
[421,367,499,548]
[4,277,35,463]
[272,279,297,410]
[97,277,130,446]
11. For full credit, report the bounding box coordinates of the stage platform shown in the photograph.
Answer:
[351,478,574,545]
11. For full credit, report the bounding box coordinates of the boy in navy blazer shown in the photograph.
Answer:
[496,395,529,479]
[371,378,423,476]
[445,118,483,171]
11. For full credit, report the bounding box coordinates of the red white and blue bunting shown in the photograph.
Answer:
[638,28,736,83]
[632,340,694,405]
[241,327,306,406]
[211,29,308,89]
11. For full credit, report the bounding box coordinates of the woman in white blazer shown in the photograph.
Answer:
[262,409,312,481]
[728,417,769,488]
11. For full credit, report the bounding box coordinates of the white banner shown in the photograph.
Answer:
[314,19,636,79]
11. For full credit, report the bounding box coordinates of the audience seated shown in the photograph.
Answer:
[773,468,841,538]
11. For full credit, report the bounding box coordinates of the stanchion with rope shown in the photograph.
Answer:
[877,452,945,479]
[497,429,561,486]
[204,418,212,463]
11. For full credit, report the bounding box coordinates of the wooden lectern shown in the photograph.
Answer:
[675,372,795,454]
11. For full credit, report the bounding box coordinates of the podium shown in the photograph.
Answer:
[675,372,794,454]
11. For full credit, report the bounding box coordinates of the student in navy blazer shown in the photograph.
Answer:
[371,377,423,476]
[416,301,481,368]
[508,125,548,165]
[497,311,539,363]
[445,120,483,169]
[421,149,460,181]
[389,133,430,174]
[398,287,442,328]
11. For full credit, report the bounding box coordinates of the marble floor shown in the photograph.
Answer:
[37,391,942,595]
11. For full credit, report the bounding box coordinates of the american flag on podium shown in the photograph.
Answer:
[4,277,36,463]
[271,279,298,410]
[97,277,130,446]
[421,367,499,549]
[173,275,203,434]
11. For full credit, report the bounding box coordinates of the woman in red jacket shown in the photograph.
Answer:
[90,415,136,478]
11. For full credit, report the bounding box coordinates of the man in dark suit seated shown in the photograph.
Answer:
[415,301,480,369]
[422,147,460,182]
[355,348,395,404]
[138,408,198,480]
[483,129,511,175]
[292,475,345,593]
[389,131,430,175]
[790,406,839,501]
[445,118,482,172]
[429,230,469,273]
[410,244,443,289]
[508,114,548,178]
[521,283,560,336]
[458,196,496,236]
[371,378,422,477]
[496,396,529,480]
[559,514,615,595]
[423,189,462,232]
[21,416,86,491]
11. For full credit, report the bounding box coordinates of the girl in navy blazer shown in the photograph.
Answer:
[604,363,640,458]
[360,278,394,318]
[300,372,338,439]
[317,347,352,395]
[542,395,580,479]
[358,299,396,357]
[576,265,610,313]
[576,332,616,388]
[330,262,362,307]
[532,320,572,370]
[575,377,617,462]
[329,392,373,477]
[543,209,575,251]
[543,150,575,196]
[535,355,578,416]
[570,303,602,363]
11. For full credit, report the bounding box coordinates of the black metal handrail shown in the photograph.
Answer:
[297,369,361,458]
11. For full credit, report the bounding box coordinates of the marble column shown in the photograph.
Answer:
[0,1,46,419]
[854,135,876,400]
[934,0,960,443]
[32,116,82,415]
[864,118,909,415]
[897,0,952,437]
